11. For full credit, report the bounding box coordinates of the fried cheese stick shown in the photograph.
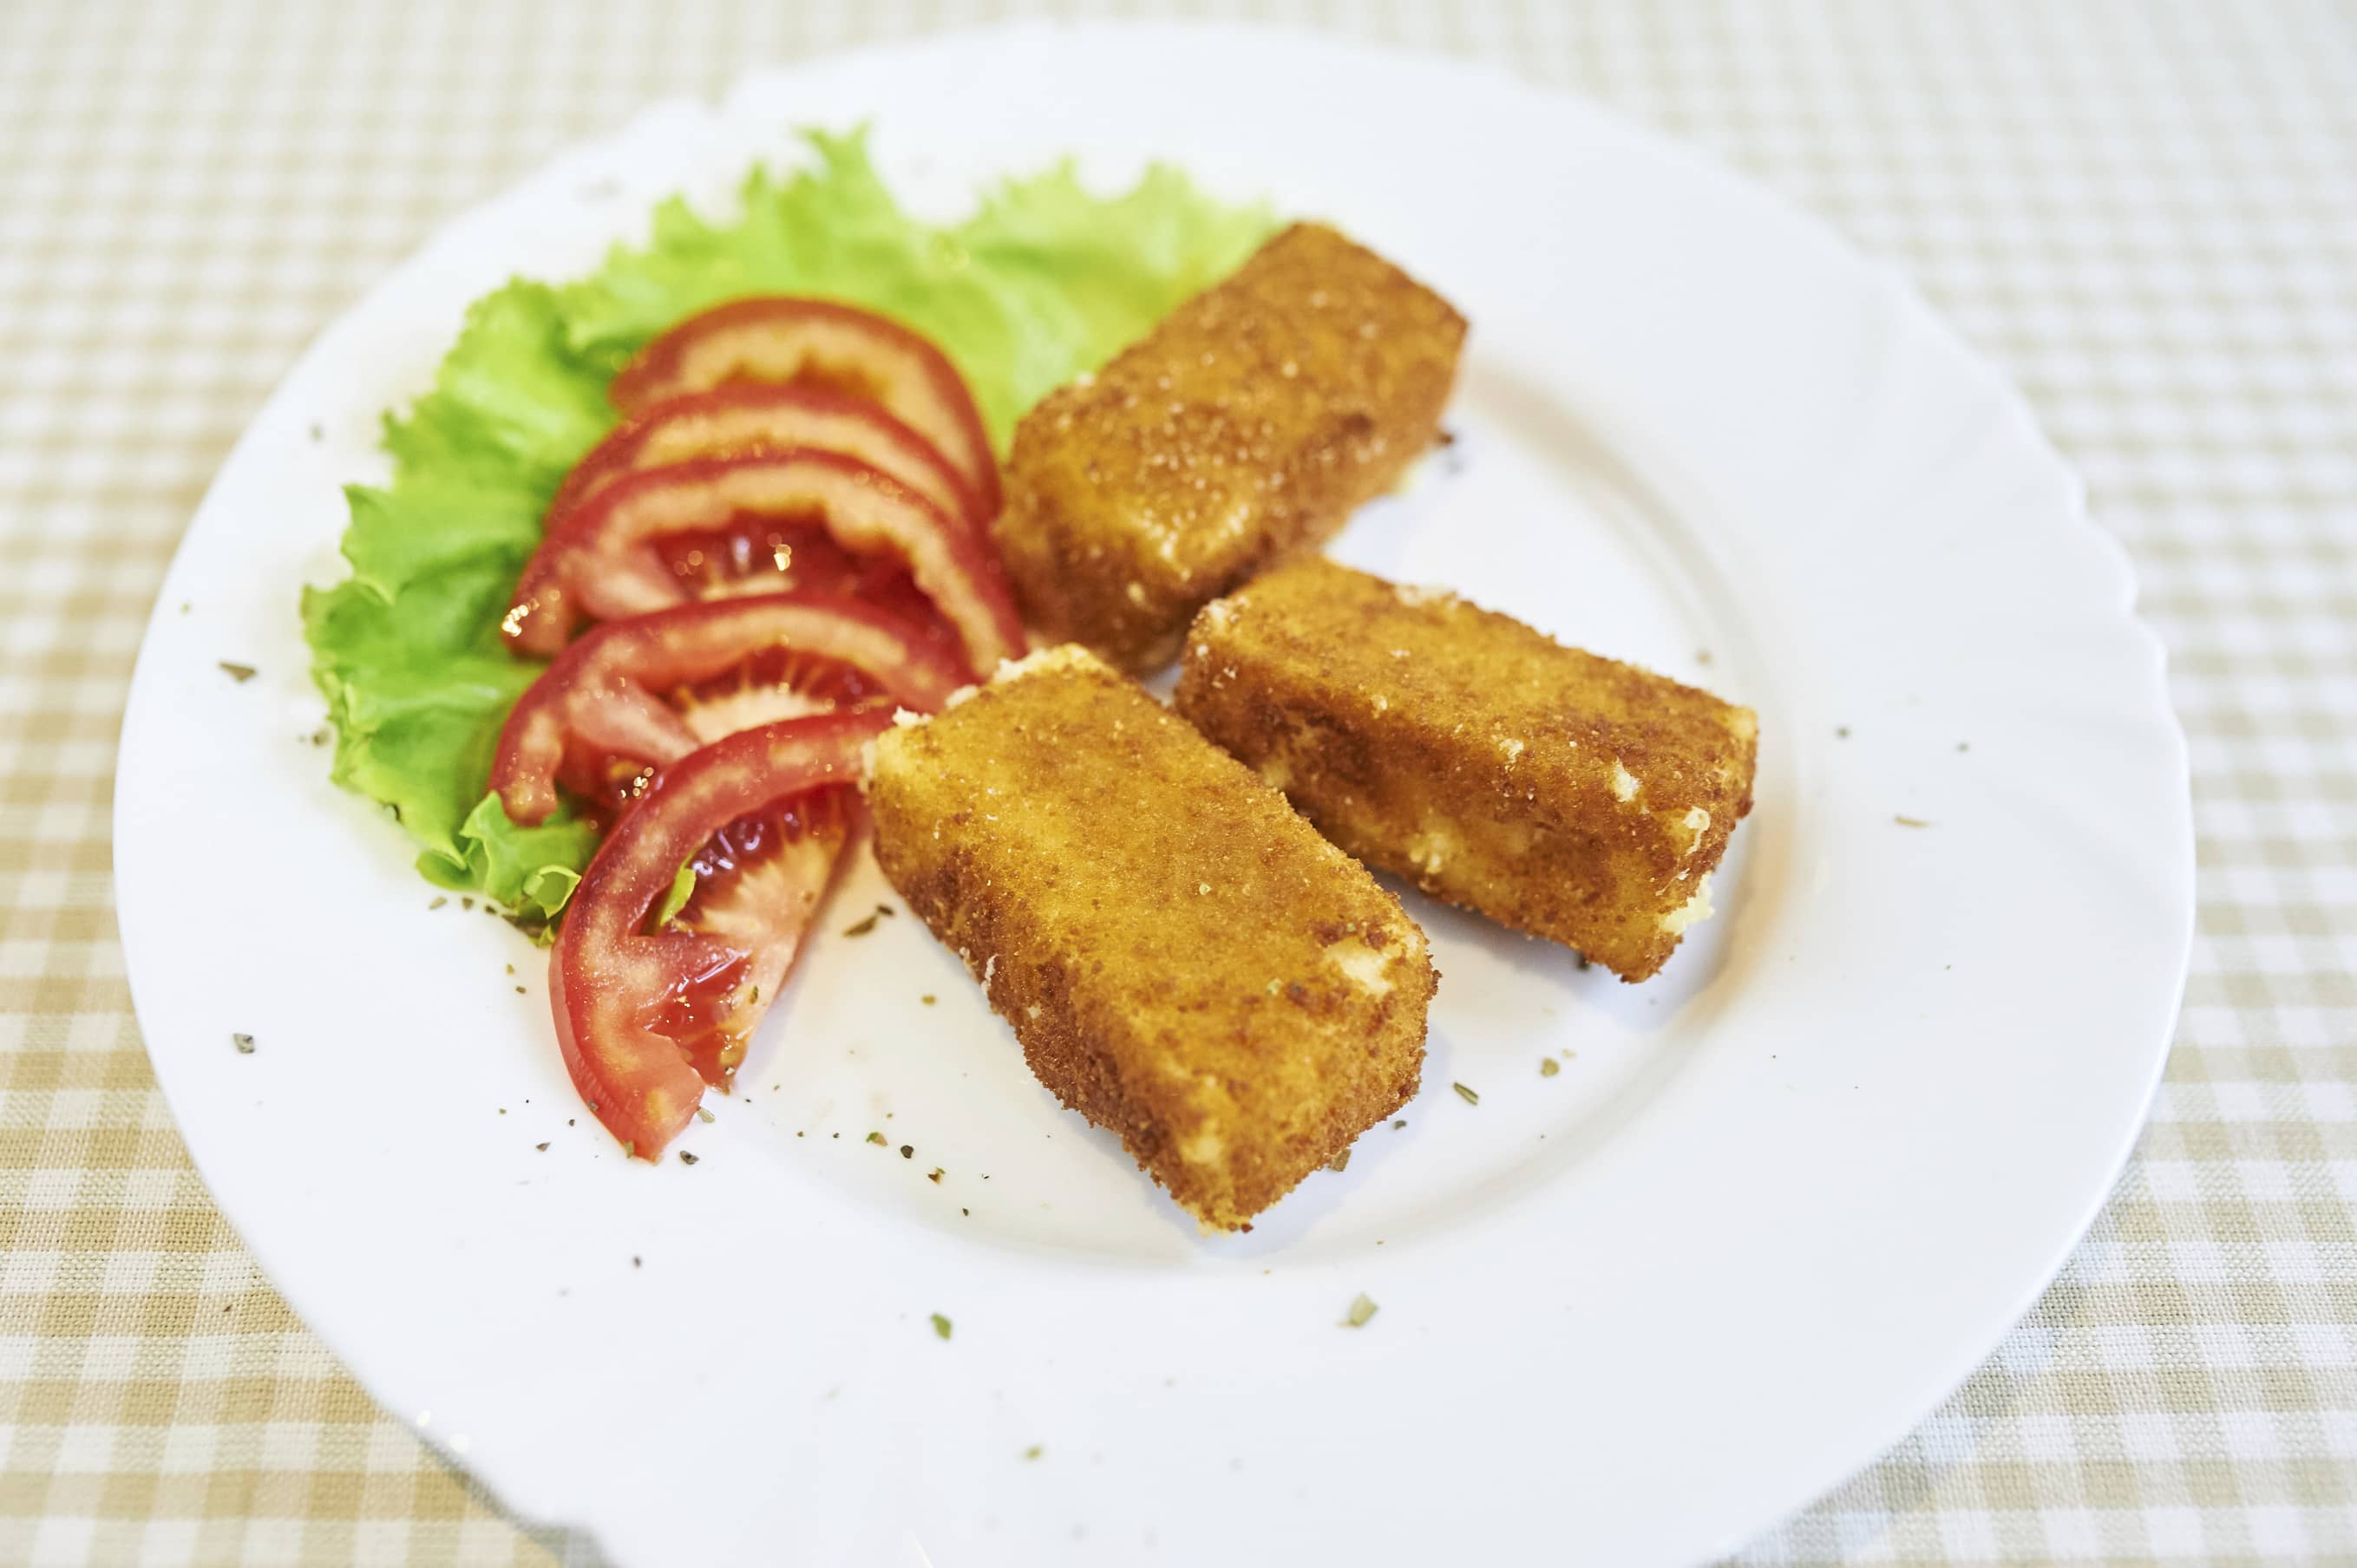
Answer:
[870,645,1436,1230]
[994,223,1465,673]
[1175,559,1758,981]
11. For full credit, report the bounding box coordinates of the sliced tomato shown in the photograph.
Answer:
[502,451,1026,674]
[550,385,984,534]
[491,591,969,827]
[608,297,1001,518]
[550,709,891,1157]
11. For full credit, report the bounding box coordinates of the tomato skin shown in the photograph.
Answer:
[550,384,984,535]
[490,591,969,826]
[609,297,1002,518]
[503,451,1026,672]
[549,709,893,1160]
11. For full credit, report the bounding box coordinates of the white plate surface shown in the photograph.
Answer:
[115,23,2192,1567]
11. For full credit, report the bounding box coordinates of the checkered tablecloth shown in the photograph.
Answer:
[3,1,2351,1562]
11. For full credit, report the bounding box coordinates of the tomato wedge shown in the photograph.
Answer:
[550,709,891,1158]
[502,451,1027,673]
[609,297,1002,518]
[549,385,983,534]
[491,591,969,827]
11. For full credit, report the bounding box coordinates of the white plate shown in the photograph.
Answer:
[115,22,2192,1567]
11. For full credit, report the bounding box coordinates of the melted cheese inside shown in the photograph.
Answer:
[1324,936,1395,996]
[1660,873,1715,936]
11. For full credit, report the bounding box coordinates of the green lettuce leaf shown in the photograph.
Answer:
[303,127,1273,921]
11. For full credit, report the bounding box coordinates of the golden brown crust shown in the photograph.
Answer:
[993,223,1467,674]
[1174,559,1758,982]
[868,647,1436,1231]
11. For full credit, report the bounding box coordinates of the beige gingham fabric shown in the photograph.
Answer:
[2,0,2351,1562]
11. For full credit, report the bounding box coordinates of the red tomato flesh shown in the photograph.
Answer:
[649,787,849,1089]
[549,384,984,535]
[502,451,1026,673]
[608,297,1002,518]
[549,710,891,1158]
[491,591,970,827]
[641,513,959,663]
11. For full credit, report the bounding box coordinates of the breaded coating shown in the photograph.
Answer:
[994,223,1467,674]
[1175,559,1758,982]
[869,645,1436,1232]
